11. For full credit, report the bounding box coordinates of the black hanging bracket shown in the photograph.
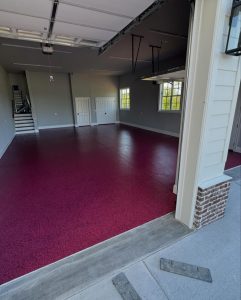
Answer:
[131,34,144,73]
[149,43,162,74]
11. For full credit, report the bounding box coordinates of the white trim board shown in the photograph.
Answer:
[0,134,15,159]
[38,124,74,130]
[120,122,180,138]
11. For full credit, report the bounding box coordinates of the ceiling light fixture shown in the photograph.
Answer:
[0,26,11,34]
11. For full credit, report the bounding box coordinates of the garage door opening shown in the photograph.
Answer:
[0,0,193,284]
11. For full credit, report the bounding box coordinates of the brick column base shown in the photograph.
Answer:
[193,178,231,229]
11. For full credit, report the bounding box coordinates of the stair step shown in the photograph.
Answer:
[15,122,34,126]
[14,114,33,120]
[16,130,36,135]
[16,127,35,132]
[14,118,33,122]
[14,113,32,117]
[15,119,34,124]
[15,123,34,128]
[14,116,33,120]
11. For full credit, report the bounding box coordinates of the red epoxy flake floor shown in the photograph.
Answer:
[0,125,178,284]
[225,150,241,170]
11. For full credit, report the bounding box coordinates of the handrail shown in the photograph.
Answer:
[12,87,32,114]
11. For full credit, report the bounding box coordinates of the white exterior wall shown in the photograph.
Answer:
[199,1,241,181]
[176,0,241,228]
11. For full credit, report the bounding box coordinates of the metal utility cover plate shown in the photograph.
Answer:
[112,272,142,300]
[160,258,212,283]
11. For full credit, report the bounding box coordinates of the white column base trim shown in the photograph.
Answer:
[38,124,74,130]
[198,174,232,190]
[173,184,178,195]
[120,121,180,138]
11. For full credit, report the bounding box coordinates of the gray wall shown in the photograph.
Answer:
[119,73,181,136]
[26,71,74,128]
[0,65,15,158]
[70,73,119,124]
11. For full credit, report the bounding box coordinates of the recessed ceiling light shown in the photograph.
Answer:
[0,26,11,35]
[20,37,43,42]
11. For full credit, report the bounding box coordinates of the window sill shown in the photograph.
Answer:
[120,109,130,111]
[158,110,181,114]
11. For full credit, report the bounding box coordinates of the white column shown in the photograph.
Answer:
[176,0,241,228]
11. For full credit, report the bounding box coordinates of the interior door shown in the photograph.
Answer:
[75,97,91,126]
[96,97,117,125]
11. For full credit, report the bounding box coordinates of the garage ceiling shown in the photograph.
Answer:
[0,0,155,47]
[0,0,190,76]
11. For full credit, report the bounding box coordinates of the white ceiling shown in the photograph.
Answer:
[0,0,155,47]
[0,0,190,75]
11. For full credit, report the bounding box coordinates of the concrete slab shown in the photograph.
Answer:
[68,261,168,300]
[225,166,241,181]
[66,279,122,300]
[0,213,191,300]
[124,262,168,300]
[112,273,142,300]
[144,182,241,300]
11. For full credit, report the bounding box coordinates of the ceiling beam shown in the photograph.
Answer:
[99,0,167,55]
[47,0,59,39]
[150,29,188,40]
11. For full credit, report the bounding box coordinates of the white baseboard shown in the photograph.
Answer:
[172,184,178,195]
[233,146,241,153]
[91,123,98,126]
[38,124,74,130]
[120,121,180,138]
[0,134,15,159]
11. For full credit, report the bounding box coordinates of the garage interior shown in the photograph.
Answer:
[0,0,240,286]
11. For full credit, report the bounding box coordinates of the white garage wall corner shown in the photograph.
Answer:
[199,1,241,182]
[26,71,74,129]
[0,65,15,158]
[70,73,119,125]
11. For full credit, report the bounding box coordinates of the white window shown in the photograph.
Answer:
[120,88,130,110]
[159,81,183,112]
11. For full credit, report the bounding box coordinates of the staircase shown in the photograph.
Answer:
[12,85,36,134]
[13,90,24,112]
[14,113,36,134]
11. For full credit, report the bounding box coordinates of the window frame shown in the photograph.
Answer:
[158,81,183,113]
[119,87,131,111]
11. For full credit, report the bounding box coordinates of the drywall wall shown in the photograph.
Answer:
[0,66,15,158]
[70,73,119,124]
[119,73,181,136]
[26,71,74,128]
